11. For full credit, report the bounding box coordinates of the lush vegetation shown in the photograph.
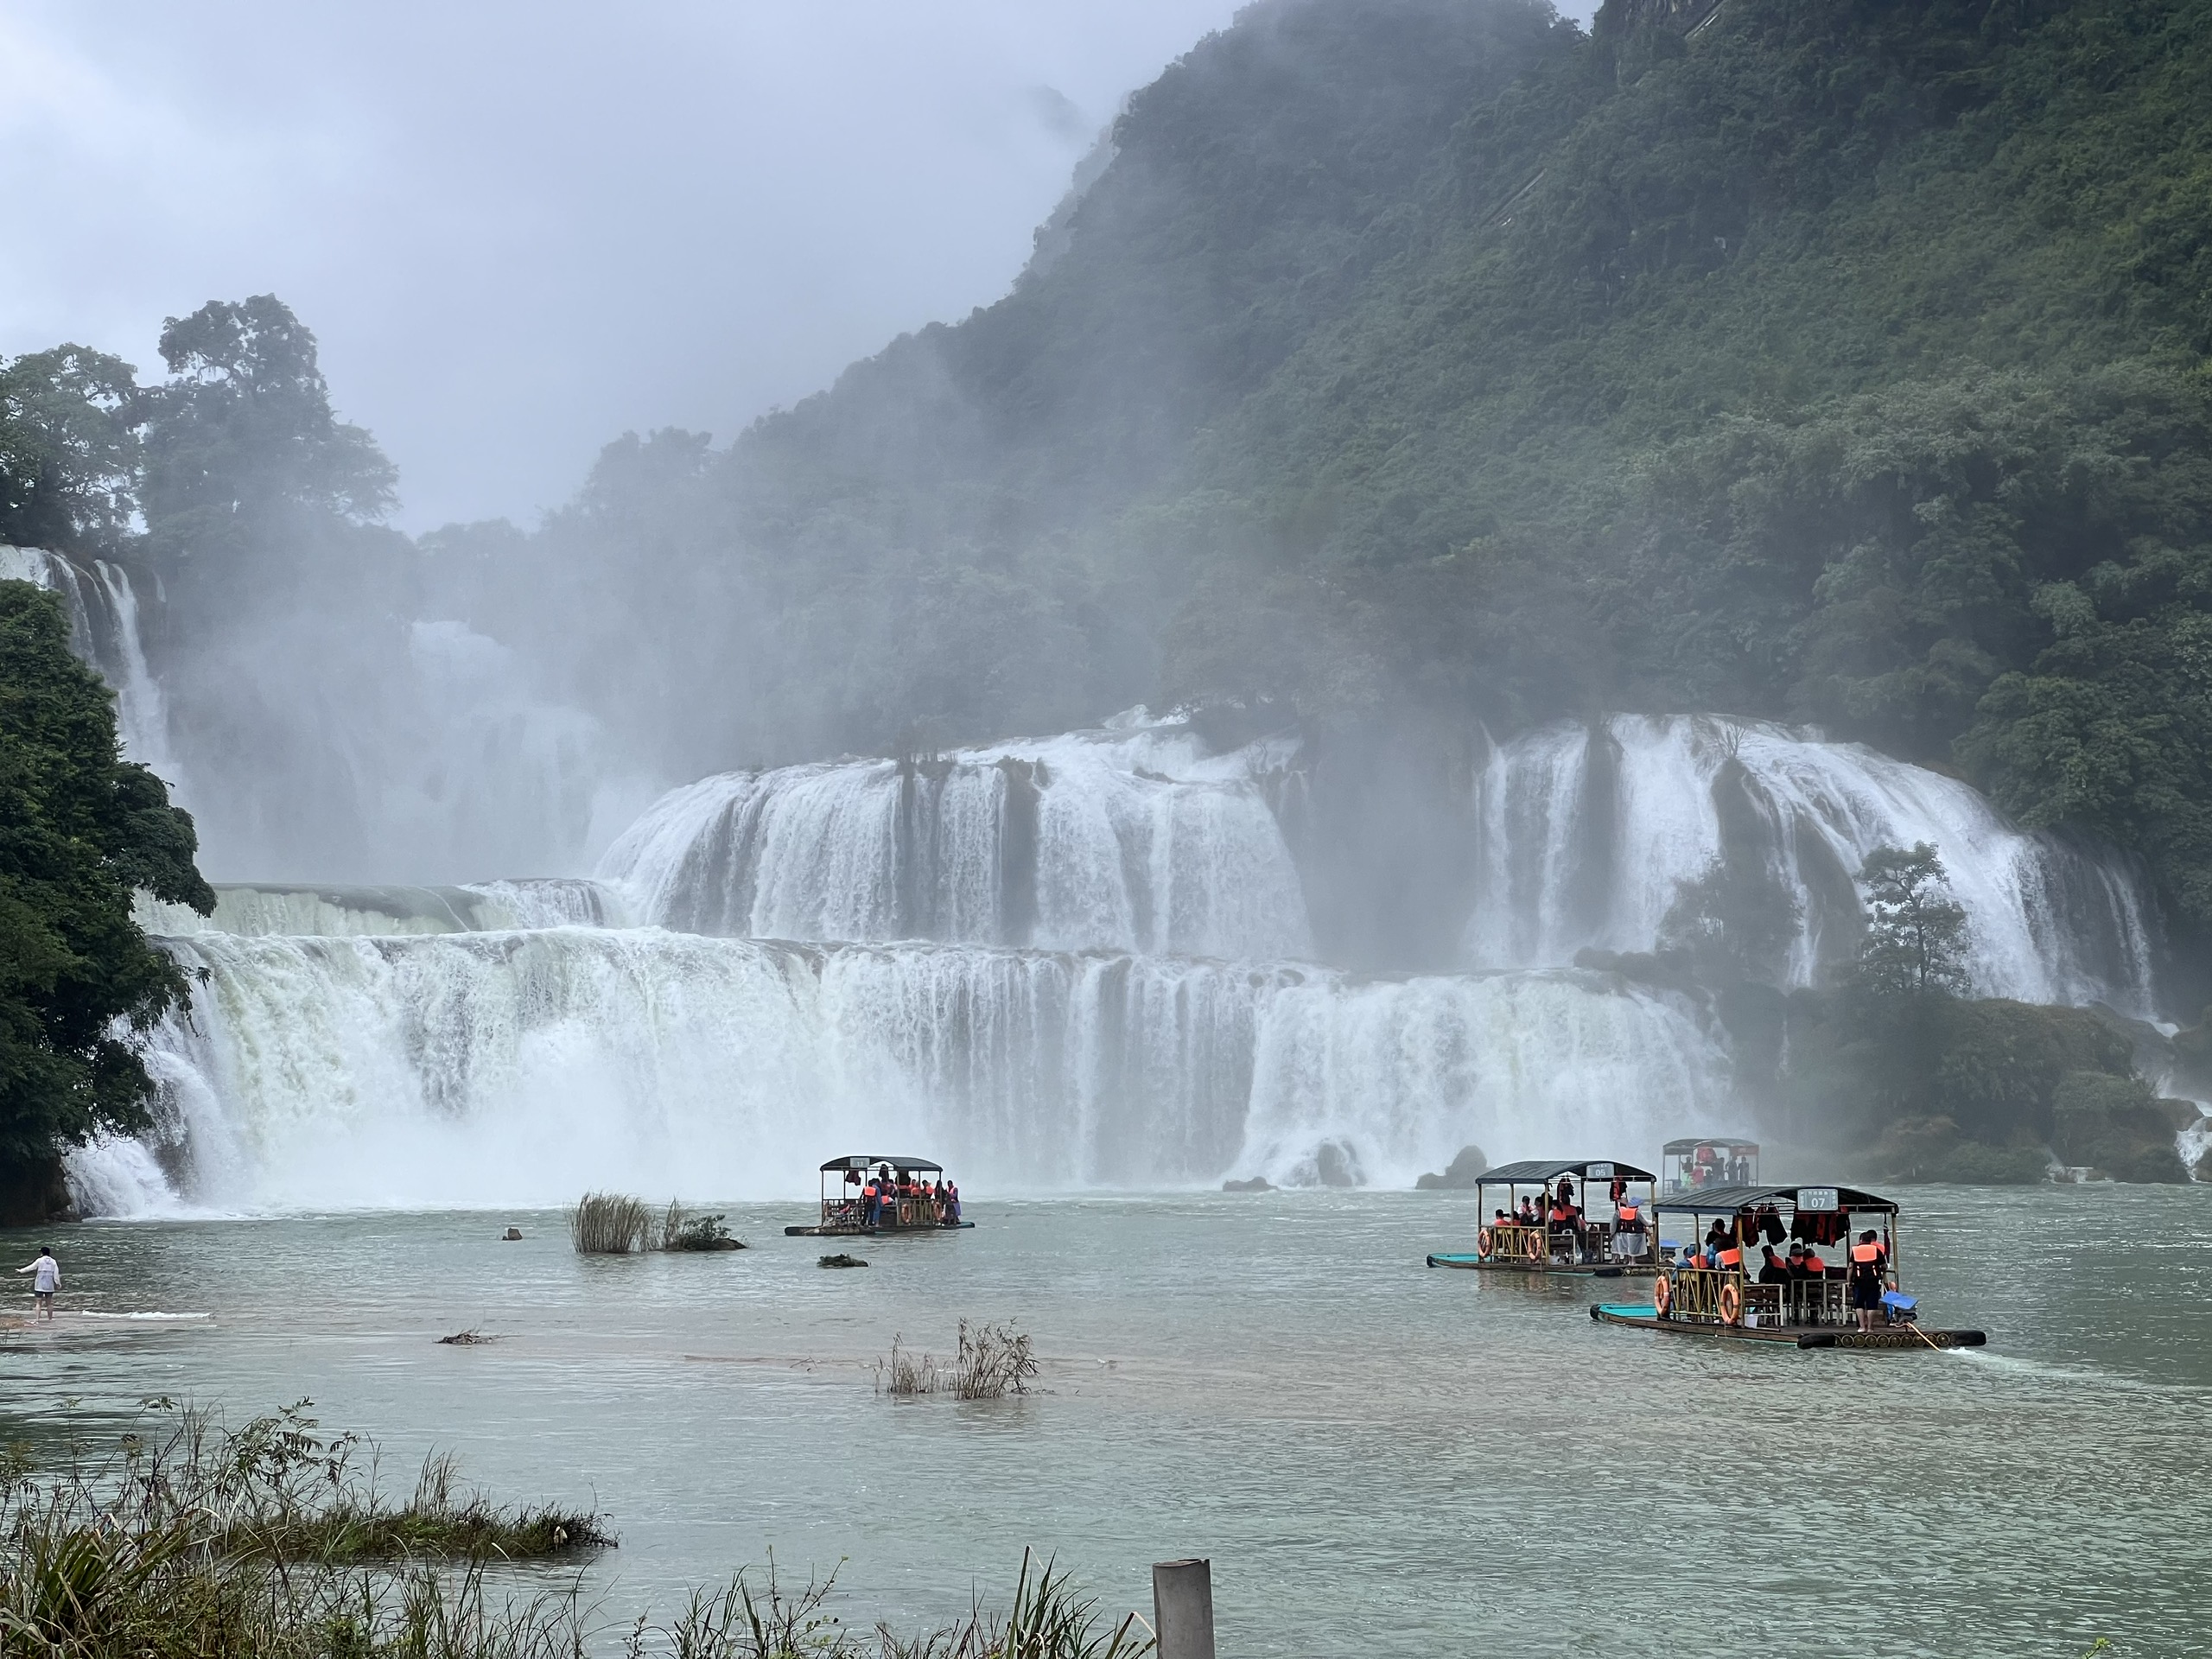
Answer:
[460,0,2212,944]
[1764,845,2191,1182]
[0,582,211,1220]
[0,1404,1143,1657]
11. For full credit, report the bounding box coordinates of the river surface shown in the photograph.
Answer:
[3,1186,2207,1656]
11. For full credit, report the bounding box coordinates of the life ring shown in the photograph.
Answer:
[1524,1230,1546,1261]
[1719,1282,1742,1325]
[1477,1226,1495,1256]
[1652,1274,1671,1317]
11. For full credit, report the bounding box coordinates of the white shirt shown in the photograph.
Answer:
[28,1257,58,1294]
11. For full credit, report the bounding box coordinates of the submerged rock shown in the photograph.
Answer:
[501,1226,523,1241]
[1414,1144,1490,1191]
[819,1253,868,1268]
[1221,1176,1273,1192]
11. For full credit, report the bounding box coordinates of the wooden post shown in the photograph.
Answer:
[1153,1559,1216,1659]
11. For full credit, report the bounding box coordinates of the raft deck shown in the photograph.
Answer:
[1426,1252,1643,1278]
[1592,1302,1986,1351]
[785,1221,975,1236]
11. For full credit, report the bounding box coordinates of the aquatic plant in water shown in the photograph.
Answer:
[660,1199,746,1251]
[569,1191,653,1253]
[874,1321,1038,1401]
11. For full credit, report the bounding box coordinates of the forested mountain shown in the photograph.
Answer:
[449,0,2212,944]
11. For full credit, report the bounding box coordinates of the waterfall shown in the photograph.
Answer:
[1,544,175,778]
[599,713,1313,960]
[1465,715,2159,1012]
[130,929,1730,1210]
[132,879,630,938]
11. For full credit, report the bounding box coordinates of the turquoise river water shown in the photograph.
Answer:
[3,1186,2208,1656]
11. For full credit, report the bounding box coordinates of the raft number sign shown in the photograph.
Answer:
[1586,1163,1613,1179]
[1796,1187,1840,1213]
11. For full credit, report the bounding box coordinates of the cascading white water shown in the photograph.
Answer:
[599,713,1313,961]
[133,928,1730,1210]
[1,544,176,779]
[1465,715,2159,1012]
[133,879,631,938]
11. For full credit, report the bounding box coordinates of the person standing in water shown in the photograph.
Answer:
[16,1246,59,1319]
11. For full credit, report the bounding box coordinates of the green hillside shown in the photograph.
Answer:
[499,0,2212,926]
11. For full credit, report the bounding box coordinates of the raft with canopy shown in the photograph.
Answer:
[1661,1136,1760,1193]
[783,1155,975,1236]
[1589,1183,1986,1350]
[1425,1159,1659,1276]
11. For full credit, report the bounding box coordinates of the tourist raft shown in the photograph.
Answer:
[1590,1183,1986,1350]
[1425,1160,1659,1277]
[783,1155,973,1237]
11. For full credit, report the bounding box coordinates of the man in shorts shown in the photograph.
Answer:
[16,1246,59,1319]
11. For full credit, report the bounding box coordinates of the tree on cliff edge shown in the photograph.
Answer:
[0,582,213,1218]
[1854,842,1971,999]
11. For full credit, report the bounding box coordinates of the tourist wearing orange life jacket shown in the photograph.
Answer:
[1611,1192,1646,1260]
[1848,1229,1890,1332]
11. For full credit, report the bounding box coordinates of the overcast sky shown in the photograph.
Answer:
[3,0,1591,532]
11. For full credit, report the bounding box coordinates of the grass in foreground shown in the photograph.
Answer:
[0,1407,1147,1657]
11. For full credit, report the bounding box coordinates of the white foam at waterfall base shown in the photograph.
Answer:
[598,713,1312,960]
[122,928,1734,1212]
[1465,714,2159,1012]
[64,1135,200,1219]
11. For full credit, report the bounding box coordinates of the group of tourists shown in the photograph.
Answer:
[846,1164,960,1229]
[1675,1215,1894,1332]
[1487,1176,1649,1262]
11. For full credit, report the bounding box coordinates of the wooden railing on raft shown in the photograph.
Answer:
[1480,1220,1657,1265]
[1662,1268,1852,1326]
[820,1196,956,1228]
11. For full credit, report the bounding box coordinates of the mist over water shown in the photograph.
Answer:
[8,563,2171,1216]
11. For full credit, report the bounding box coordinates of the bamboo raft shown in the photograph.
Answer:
[1426,1251,1630,1278]
[1585,1181,1988,1352]
[787,1154,972,1237]
[1592,1302,1986,1350]
[1423,1157,1662,1278]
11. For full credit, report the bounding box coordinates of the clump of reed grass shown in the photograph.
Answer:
[0,1404,1146,1658]
[570,1191,654,1253]
[874,1322,1038,1401]
[630,1548,1151,1659]
[0,1402,611,1657]
[660,1199,746,1251]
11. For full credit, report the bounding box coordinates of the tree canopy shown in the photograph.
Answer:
[0,581,212,1211]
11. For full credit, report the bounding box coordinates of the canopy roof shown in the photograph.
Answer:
[1662,1137,1760,1154]
[1475,1159,1657,1185]
[820,1154,944,1173]
[1655,1183,1895,1215]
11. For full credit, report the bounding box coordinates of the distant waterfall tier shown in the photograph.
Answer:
[134,879,632,938]
[118,929,1732,1211]
[1,543,173,778]
[598,715,1314,960]
[1465,715,2158,1010]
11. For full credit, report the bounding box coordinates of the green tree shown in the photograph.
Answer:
[0,582,213,1217]
[0,346,143,556]
[1853,842,1970,996]
[140,295,397,615]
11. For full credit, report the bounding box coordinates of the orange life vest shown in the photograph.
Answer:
[1618,1202,1641,1224]
[1851,1242,1883,1264]
[1716,1244,1743,1269]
